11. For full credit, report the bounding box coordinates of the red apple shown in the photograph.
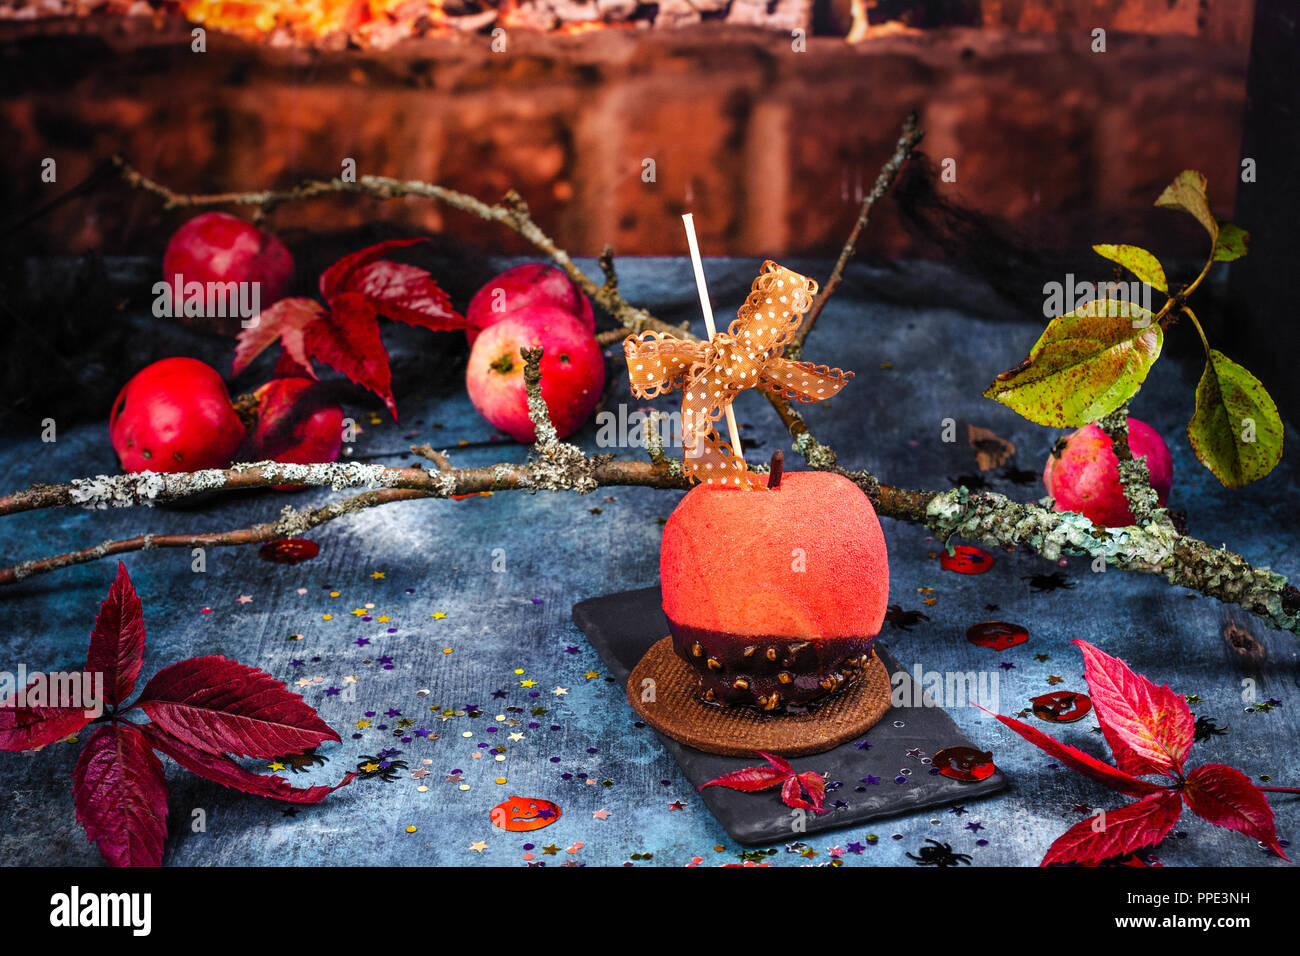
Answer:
[1043,417,1173,527]
[465,264,594,347]
[162,212,294,336]
[109,357,245,473]
[466,307,605,443]
[660,469,890,710]
[244,377,344,491]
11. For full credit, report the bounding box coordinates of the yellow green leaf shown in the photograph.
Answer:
[1187,349,1283,487]
[984,298,1162,428]
[1212,221,1250,262]
[1154,170,1218,242]
[1093,244,1168,293]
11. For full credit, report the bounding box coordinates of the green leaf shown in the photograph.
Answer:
[1093,244,1168,293]
[1212,220,1250,262]
[984,298,1162,428]
[1187,349,1283,487]
[1154,170,1218,242]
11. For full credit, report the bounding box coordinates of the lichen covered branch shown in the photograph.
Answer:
[1097,402,1169,530]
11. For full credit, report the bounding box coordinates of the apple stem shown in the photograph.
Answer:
[769,450,784,489]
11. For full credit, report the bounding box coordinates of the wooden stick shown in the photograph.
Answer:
[681,214,745,465]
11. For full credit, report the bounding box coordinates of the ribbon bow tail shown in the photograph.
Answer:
[680,368,766,489]
[760,358,855,403]
[622,332,703,399]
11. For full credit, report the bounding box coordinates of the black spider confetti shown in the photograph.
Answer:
[885,604,930,631]
[276,750,329,775]
[999,464,1038,485]
[1023,571,1075,592]
[1194,715,1229,741]
[949,473,989,490]
[906,839,972,867]
[355,754,409,783]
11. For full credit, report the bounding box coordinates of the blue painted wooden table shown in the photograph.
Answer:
[1,257,1296,867]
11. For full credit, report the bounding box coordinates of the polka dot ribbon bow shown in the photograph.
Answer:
[622,260,854,489]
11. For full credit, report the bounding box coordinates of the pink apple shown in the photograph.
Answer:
[465,263,594,347]
[1043,417,1173,527]
[466,306,605,443]
[162,212,294,336]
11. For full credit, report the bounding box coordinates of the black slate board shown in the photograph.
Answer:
[573,586,1007,846]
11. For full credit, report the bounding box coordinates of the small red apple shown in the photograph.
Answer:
[109,357,246,473]
[244,377,344,491]
[1043,417,1173,527]
[465,264,594,347]
[660,469,890,711]
[162,212,294,336]
[466,307,605,443]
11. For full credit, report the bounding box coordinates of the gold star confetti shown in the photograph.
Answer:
[355,719,371,729]
[520,679,538,688]
[351,608,366,617]
[371,572,386,580]
[584,670,600,680]
[321,614,333,621]
[267,762,285,771]
[376,616,390,623]
[361,762,380,772]
[431,612,447,620]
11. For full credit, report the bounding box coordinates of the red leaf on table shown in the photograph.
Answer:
[273,348,314,379]
[1074,640,1193,777]
[1041,790,1183,867]
[0,678,93,752]
[982,707,1165,797]
[319,238,427,300]
[304,292,396,419]
[1182,763,1288,860]
[73,723,168,867]
[780,772,828,814]
[134,655,339,759]
[756,750,793,775]
[698,766,789,793]
[141,723,354,804]
[85,561,146,707]
[232,297,325,376]
[333,260,465,332]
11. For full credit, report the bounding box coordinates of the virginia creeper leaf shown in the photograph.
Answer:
[1073,640,1193,777]
[757,750,794,775]
[698,766,790,793]
[983,297,1161,427]
[319,237,427,300]
[303,291,397,419]
[1212,221,1250,262]
[232,297,325,377]
[73,723,168,867]
[1154,170,1218,242]
[0,678,93,751]
[1187,349,1283,487]
[1040,791,1182,867]
[142,722,355,805]
[334,260,465,332]
[1092,244,1168,293]
[982,707,1165,797]
[135,655,339,759]
[86,561,147,707]
[1182,763,1288,860]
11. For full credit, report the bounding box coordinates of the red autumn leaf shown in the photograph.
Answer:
[1074,640,1192,777]
[273,348,314,379]
[73,723,169,867]
[1182,763,1288,860]
[698,765,790,793]
[232,297,324,377]
[134,655,339,759]
[85,561,147,707]
[141,723,354,804]
[319,237,427,300]
[982,706,1165,798]
[325,245,465,332]
[780,772,828,814]
[303,291,396,419]
[757,750,793,775]
[0,678,93,752]
[1041,790,1183,867]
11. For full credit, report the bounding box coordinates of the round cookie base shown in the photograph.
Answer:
[627,636,891,757]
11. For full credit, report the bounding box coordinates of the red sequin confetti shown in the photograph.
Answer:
[939,545,994,574]
[490,795,562,832]
[966,621,1028,650]
[932,746,997,782]
[259,538,321,564]
[1031,691,1093,723]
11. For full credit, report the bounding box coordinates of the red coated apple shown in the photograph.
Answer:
[1043,417,1173,527]
[162,212,294,336]
[660,469,890,711]
[465,264,594,347]
[466,307,605,443]
[109,357,246,473]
